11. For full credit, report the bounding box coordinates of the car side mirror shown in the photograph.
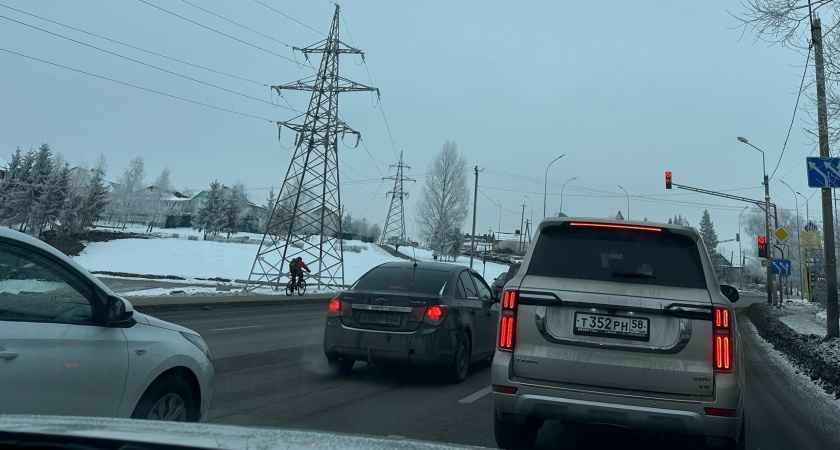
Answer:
[719,285,739,303]
[106,295,135,327]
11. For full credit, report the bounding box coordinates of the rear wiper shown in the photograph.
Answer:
[611,272,657,279]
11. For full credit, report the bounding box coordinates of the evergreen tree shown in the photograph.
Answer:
[8,149,35,231]
[0,148,23,224]
[57,192,84,236]
[31,161,69,235]
[193,181,225,239]
[223,182,247,238]
[79,165,109,231]
[699,209,719,254]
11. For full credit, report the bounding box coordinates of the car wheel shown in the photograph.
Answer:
[327,357,354,374]
[494,408,540,450]
[131,376,195,422]
[448,333,470,383]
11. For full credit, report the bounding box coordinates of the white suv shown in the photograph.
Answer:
[491,218,744,449]
[0,227,214,421]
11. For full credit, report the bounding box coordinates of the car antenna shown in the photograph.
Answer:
[411,245,418,268]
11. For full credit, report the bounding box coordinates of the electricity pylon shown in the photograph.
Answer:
[380,151,414,245]
[247,5,375,290]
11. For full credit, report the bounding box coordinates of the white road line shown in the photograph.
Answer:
[458,385,492,404]
[209,325,262,332]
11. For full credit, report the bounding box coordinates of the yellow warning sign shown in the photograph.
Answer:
[773,227,789,243]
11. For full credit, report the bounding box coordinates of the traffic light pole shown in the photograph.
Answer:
[764,173,773,306]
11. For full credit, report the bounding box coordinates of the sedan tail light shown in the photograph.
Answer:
[713,306,733,371]
[327,299,351,318]
[499,290,518,351]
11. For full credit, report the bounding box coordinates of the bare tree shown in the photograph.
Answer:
[113,156,146,228]
[416,140,470,260]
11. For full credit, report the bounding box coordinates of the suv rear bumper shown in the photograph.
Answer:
[492,353,743,439]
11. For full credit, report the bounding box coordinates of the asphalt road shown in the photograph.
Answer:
[154,294,840,449]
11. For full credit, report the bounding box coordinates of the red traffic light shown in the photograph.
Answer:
[758,236,765,244]
[665,171,672,189]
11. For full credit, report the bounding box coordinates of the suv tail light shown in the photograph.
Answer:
[499,290,518,351]
[713,306,733,371]
[327,299,351,318]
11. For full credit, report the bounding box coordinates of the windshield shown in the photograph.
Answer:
[0,1,837,449]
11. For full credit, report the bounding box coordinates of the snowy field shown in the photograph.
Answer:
[72,227,406,292]
[395,246,514,283]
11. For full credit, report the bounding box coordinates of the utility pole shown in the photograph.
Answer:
[246,5,375,291]
[380,152,414,246]
[812,16,839,337]
[519,203,526,254]
[470,166,479,268]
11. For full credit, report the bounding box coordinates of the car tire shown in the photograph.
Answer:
[494,408,539,450]
[448,333,470,383]
[327,357,354,374]
[131,375,195,422]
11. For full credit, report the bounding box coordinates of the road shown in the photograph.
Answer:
[153,294,840,449]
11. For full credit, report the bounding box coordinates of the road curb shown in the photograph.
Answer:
[132,296,333,314]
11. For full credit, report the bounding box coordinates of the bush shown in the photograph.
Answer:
[46,235,86,256]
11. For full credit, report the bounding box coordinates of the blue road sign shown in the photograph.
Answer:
[771,258,792,276]
[807,157,840,188]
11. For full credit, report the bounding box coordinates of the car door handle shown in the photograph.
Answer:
[0,351,19,360]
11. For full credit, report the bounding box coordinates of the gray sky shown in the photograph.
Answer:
[0,1,820,259]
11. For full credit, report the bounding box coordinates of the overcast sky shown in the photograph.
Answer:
[0,1,823,260]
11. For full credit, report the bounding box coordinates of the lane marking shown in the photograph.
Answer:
[458,385,492,404]
[209,325,262,332]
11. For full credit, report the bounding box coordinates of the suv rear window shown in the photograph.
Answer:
[352,267,450,295]
[527,225,706,288]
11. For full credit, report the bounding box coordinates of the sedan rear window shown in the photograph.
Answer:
[352,267,450,295]
[527,225,706,288]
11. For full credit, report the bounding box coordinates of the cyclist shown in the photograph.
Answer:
[289,256,310,290]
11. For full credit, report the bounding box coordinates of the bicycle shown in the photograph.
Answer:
[285,277,307,296]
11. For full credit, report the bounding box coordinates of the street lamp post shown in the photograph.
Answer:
[781,180,803,299]
[543,154,565,217]
[737,136,773,306]
[559,176,578,215]
[495,200,502,233]
[618,185,630,220]
[524,195,534,230]
[798,190,817,302]
[738,205,748,290]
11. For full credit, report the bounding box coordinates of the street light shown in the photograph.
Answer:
[559,176,578,215]
[780,180,803,299]
[737,136,773,306]
[618,185,629,220]
[543,154,565,217]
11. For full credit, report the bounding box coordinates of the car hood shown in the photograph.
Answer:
[0,415,486,449]
[135,312,198,335]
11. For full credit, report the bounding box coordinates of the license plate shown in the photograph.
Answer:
[359,312,401,326]
[573,312,649,341]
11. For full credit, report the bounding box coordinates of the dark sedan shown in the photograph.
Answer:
[323,261,499,383]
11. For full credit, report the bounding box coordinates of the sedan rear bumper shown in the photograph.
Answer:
[323,318,457,367]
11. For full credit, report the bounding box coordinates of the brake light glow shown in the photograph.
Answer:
[499,290,518,351]
[569,222,662,232]
[713,306,733,371]
[421,305,450,326]
[328,299,340,313]
[427,306,443,320]
[327,299,351,318]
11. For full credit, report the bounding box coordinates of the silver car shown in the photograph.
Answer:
[491,218,744,449]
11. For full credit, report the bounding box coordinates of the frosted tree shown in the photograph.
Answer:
[223,182,248,238]
[193,180,225,239]
[260,188,278,234]
[30,159,70,235]
[114,156,146,227]
[79,161,109,232]
[6,149,36,231]
[416,140,470,258]
[0,148,23,226]
[699,209,719,255]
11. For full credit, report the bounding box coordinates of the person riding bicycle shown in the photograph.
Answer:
[289,256,310,289]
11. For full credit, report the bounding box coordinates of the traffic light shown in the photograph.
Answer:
[758,236,767,258]
[665,171,672,189]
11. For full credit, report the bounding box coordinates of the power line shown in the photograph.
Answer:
[770,46,811,179]
[0,46,275,122]
[179,0,295,49]
[0,13,291,110]
[250,0,326,36]
[0,2,266,86]
[139,0,302,64]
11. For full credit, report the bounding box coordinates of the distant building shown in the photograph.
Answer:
[492,231,529,254]
[0,155,7,180]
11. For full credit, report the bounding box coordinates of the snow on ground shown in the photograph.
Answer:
[779,303,827,336]
[395,246,513,282]
[741,320,840,428]
[121,287,241,297]
[73,228,405,290]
